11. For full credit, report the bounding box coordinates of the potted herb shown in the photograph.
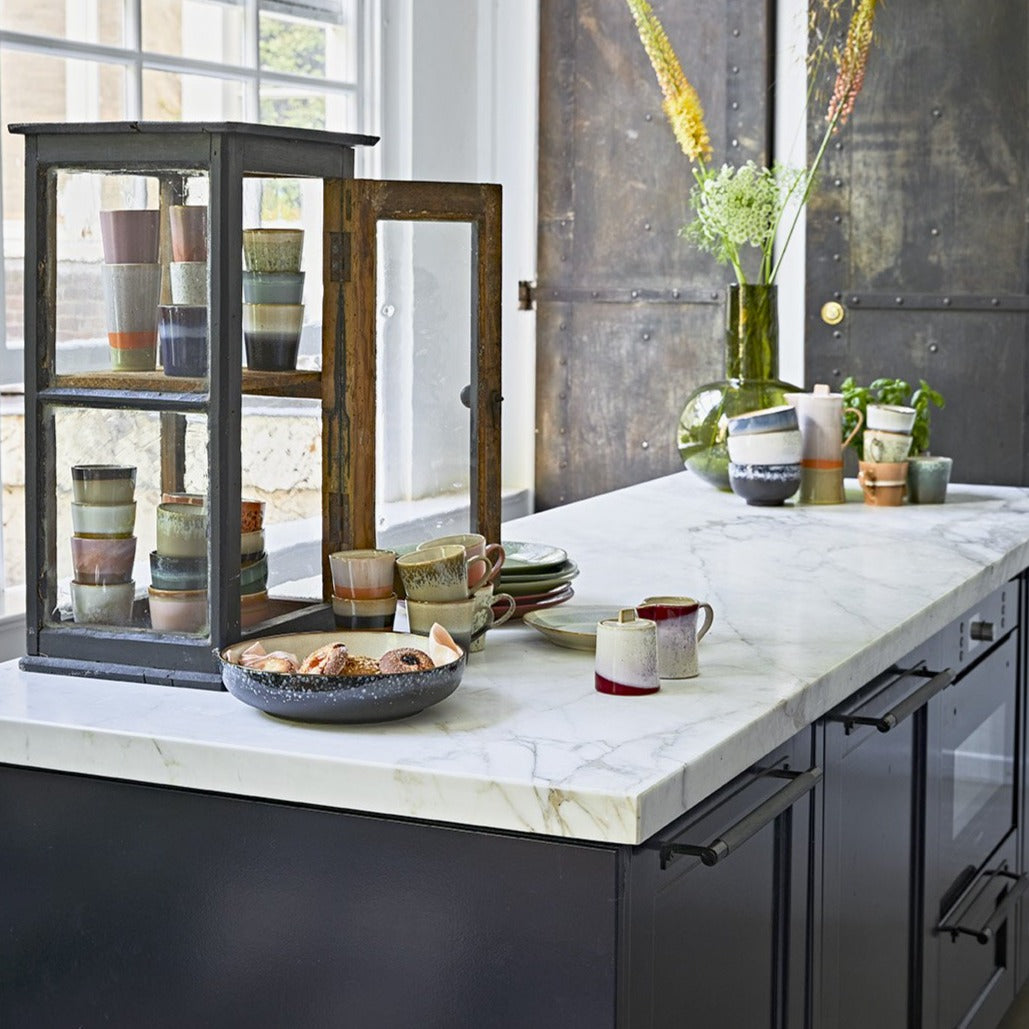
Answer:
[840,376,952,503]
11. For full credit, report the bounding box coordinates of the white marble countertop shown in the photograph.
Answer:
[2,473,1029,845]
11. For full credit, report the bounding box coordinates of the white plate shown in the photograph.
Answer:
[523,605,619,651]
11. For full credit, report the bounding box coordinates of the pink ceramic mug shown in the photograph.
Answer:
[636,596,715,679]
[417,533,505,588]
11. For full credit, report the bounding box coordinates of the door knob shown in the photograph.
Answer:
[821,300,845,325]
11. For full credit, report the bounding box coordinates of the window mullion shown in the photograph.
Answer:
[125,0,143,117]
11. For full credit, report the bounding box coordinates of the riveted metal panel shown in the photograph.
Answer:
[805,0,1029,484]
[535,0,773,509]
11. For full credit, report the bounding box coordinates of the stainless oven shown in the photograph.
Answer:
[925,582,1026,1029]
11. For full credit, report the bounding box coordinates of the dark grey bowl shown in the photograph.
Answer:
[219,630,466,724]
[728,462,802,506]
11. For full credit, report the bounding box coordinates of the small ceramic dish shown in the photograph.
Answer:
[499,541,568,574]
[727,428,803,466]
[523,605,620,651]
[728,462,802,506]
[218,629,466,724]
[726,405,799,437]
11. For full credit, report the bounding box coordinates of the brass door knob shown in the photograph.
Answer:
[821,300,845,326]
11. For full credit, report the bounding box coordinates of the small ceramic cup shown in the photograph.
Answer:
[858,460,909,507]
[242,270,305,304]
[329,548,397,600]
[71,535,137,585]
[405,595,485,653]
[240,554,269,595]
[158,304,208,378]
[168,205,208,263]
[99,209,160,264]
[169,261,208,305]
[864,429,913,464]
[242,228,304,272]
[469,584,517,652]
[727,428,803,466]
[907,455,953,505]
[240,529,265,561]
[417,533,505,588]
[70,501,136,538]
[594,608,660,696]
[101,262,161,371]
[71,464,136,504]
[156,501,208,558]
[397,544,491,603]
[149,551,208,592]
[240,499,266,533]
[161,492,204,506]
[241,589,271,629]
[866,404,917,434]
[636,596,715,679]
[71,579,136,625]
[243,302,305,372]
[148,586,208,633]
[332,593,398,631]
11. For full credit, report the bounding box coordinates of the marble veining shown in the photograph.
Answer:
[3,473,1029,845]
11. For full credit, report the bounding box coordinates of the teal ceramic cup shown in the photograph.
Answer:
[243,270,305,304]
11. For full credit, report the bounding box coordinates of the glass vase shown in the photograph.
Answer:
[677,283,800,491]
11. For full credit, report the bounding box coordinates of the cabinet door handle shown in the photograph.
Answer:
[937,868,1029,944]
[827,667,954,734]
[658,765,822,869]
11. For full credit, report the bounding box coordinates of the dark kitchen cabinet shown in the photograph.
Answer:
[623,729,818,1029]
[817,578,1024,1029]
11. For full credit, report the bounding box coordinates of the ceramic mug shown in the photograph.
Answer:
[636,596,715,679]
[397,545,490,602]
[595,608,660,696]
[907,455,952,505]
[156,501,208,558]
[417,533,505,588]
[329,549,397,600]
[71,579,136,625]
[169,261,208,305]
[71,464,136,504]
[168,205,208,263]
[101,263,161,371]
[243,302,304,371]
[858,460,908,507]
[406,595,489,653]
[864,429,912,464]
[242,228,304,272]
[332,593,398,631]
[99,209,160,264]
[469,584,517,652]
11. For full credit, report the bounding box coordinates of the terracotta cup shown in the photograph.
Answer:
[99,209,160,264]
[169,205,208,262]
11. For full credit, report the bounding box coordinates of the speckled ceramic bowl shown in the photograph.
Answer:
[218,630,466,723]
[728,462,802,506]
[726,405,799,437]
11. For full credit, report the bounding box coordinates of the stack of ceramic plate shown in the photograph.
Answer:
[494,541,579,618]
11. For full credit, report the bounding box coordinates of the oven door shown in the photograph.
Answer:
[930,632,1022,1028]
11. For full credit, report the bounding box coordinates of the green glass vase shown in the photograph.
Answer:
[677,283,800,490]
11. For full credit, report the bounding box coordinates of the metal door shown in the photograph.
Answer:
[804,0,1029,484]
[531,0,773,508]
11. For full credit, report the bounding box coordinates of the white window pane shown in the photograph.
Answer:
[259,7,356,83]
[142,69,246,121]
[141,0,245,65]
[1,0,126,47]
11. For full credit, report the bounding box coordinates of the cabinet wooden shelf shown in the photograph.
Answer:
[53,369,323,400]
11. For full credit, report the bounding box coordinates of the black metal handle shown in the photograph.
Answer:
[970,620,995,642]
[659,766,822,869]
[827,667,954,734]
[937,868,1029,944]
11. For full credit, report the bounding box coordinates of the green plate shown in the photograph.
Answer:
[523,605,619,651]
[501,540,568,574]
[500,561,579,596]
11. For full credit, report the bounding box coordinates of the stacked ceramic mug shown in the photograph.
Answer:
[69,464,138,625]
[150,496,209,633]
[726,405,803,506]
[100,209,161,371]
[242,228,305,371]
[160,205,209,378]
[858,404,915,506]
[239,500,269,627]
[396,533,514,654]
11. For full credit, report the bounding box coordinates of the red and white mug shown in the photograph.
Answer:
[635,596,715,679]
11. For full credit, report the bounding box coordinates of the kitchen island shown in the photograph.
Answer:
[3,472,1029,1027]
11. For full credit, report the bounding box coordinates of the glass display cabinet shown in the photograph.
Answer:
[11,122,502,687]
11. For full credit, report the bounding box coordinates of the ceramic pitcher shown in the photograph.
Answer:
[784,384,863,504]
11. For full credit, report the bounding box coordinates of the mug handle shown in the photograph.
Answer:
[481,543,506,587]
[466,554,491,586]
[490,592,517,628]
[696,603,715,642]
[842,406,864,451]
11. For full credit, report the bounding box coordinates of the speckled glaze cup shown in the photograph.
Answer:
[636,596,715,679]
[169,261,208,305]
[101,263,161,371]
[595,609,659,696]
[397,544,490,603]
[242,228,304,272]
[156,502,208,558]
[329,548,397,600]
[469,584,517,652]
[417,533,505,588]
